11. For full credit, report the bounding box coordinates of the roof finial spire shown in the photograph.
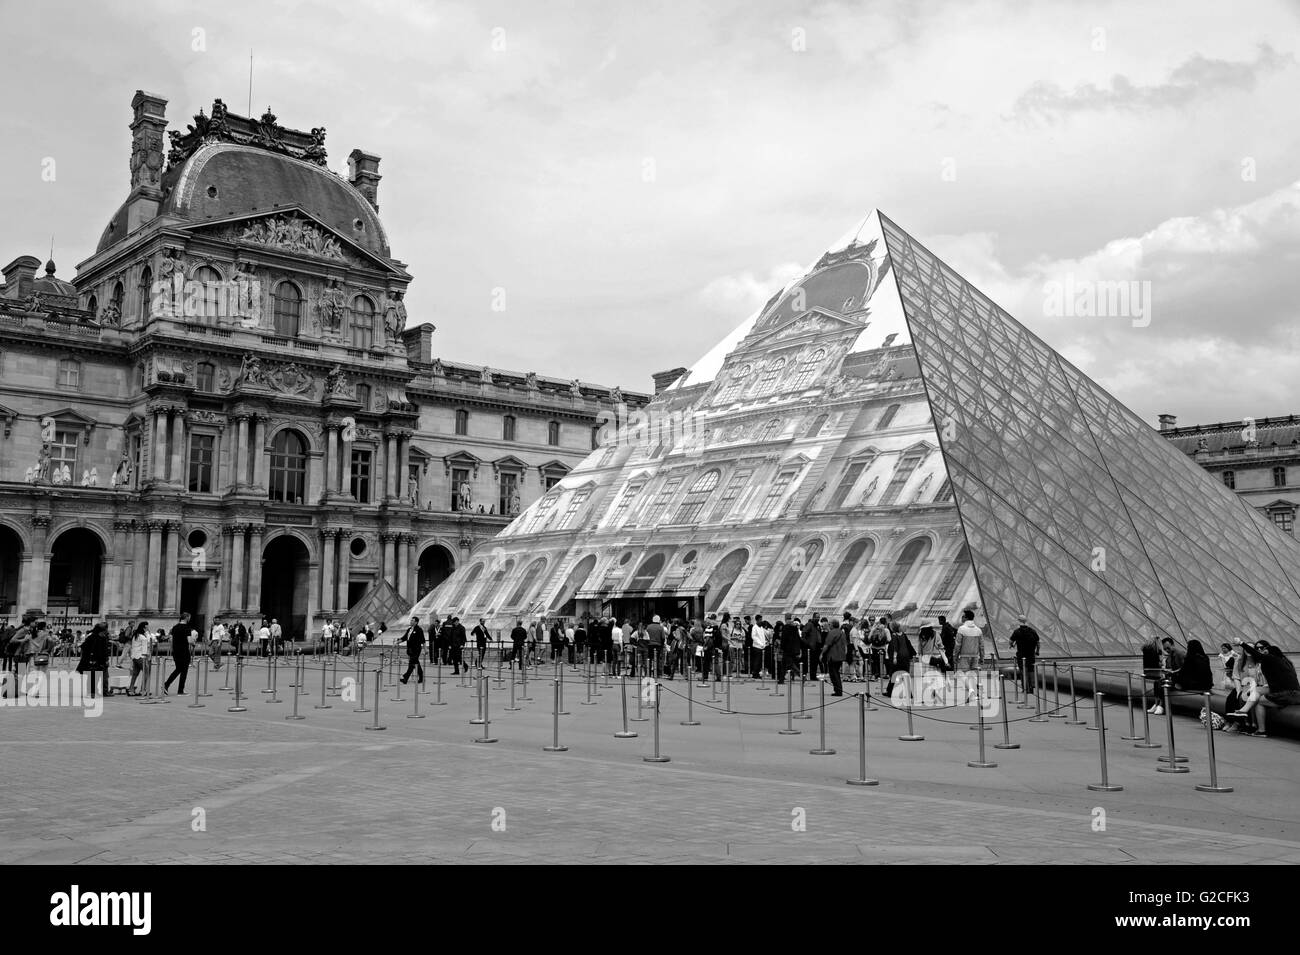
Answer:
[45,235,56,275]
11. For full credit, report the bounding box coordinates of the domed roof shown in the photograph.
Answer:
[32,259,78,299]
[96,143,389,257]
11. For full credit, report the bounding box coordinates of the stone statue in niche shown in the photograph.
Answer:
[318,279,346,335]
[458,480,473,512]
[1196,436,1209,452]
[569,379,582,398]
[304,127,328,165]
[111,451,132,489]
[34,443,51,484]
[99,300,121,326]
[480,366,494,385]
[525,372,538,390]
[325,363,352,397]
[237,352,265,386]
[382,291,407,339]
[508,488,521,516]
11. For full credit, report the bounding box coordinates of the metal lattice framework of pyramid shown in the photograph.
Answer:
[875,211,1300,654]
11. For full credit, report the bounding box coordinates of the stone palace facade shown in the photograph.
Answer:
[0,92,647,638]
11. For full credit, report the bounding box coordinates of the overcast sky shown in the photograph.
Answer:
[2,0,1297,426]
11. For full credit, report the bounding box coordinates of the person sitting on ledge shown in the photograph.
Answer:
[1171,639,1213,692]
[1230,639,1300,738]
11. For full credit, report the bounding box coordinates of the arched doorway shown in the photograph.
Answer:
[48,528,103,615]
[261,535,310,641]
[416,545,454,601]
[0,525,22,617]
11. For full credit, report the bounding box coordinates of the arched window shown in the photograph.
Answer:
[196,362,215,392]
[268,430,308,503]
[772,539,823,601]
[351,295,375,349]
[877,403,901,430]
[757,419,783,442]
[704,549,750,612]
[273,282,302,337]
[454,409,469,436]
[804,414,828,439]
[715,363,752,403]
[1222,470,1235,490]
[450,563,484,610]
[788,348,827,391]
[474,559,515,611]
[138,266,153,323]
[629,553,666,590]
[819,539,874,600]
[193,266,222,324]
[86,294,97,317]
[753,357,787,395]
[672,469,721,524]
[506,558,548,607]
[930,543,971,603]
[872,537,931,601]
[111,281,125,317]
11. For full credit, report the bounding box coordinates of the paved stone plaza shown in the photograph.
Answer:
[1,656,1297,865]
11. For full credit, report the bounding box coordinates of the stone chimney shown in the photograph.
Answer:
[1,256,41,298]
[652,367,687,394]
[404,322,435,364]
[1157,413,1177,431]
[124,91,168,235]
[348,149,382,210]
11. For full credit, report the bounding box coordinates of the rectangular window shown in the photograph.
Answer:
[611,481,645,526]
[451,467,469,511]
[544,474,561,491]
[708,468,753,522]
[350,449,373,503]
[499,472,519,516]
[1274,466,1287,488]
[57,360,81,389]
[827,461,868,510]
[642,476,684,525]
[196,363,215,392]
[547,421,560,446]
[51,429,78,479]
[755,471,795,519]
[188,433,215,493]
[878,452,924,505]
[502,416,516,442]
[556,489,591,530]
[454,410,469,436]
[527,494,558,532]
[1273,510,1294,534]
[351,308,374,350]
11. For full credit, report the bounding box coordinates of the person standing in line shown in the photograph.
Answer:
[209,620,226,671]
[645,615,666,678]
[400,616,425,684]
[778,614,802,685]
[452,617,468,672]
[126,622,151,697]
[269,618,283,658]
[509,619,527,669]
[1009,614,1039,690]
[472,618,490,669]
[257,619,270,657]
[802,615,823,681]
[822,618,847,696]
[565,619,577,668]
[77,622,110,699]
[748,616,767,678]
[954,610,983,670]
[162,613,194,695]
[611,618,625,676]
[938,615,956,675]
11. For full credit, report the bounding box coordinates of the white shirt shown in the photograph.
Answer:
[750,625,768,650]
[130,634,149,660]
[258,626,271,642]
[611,625,624,646]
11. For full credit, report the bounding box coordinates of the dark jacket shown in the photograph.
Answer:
[1174,641,1212,691]
[1244,643,1300,693]
[1010,625,1039,658]
[780,623,802,658]
[645,622,665,647]
[888,631,913,668]
[939,622,956,658]
[823,626,847,663]
[802,620,823,651]
[405,624,425,656]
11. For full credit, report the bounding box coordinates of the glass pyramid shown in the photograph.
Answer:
[876,212,1300,655]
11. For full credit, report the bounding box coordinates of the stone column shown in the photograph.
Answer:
[110,520,132,612]
[218,525,231,614]
[320,529,337,613]
[162,521,181,615]
[336,531,351,613]
[131,519,148,613]
[252,416,267,489]
[169,410,185,485]
[404,535,417,601]
[152,411,168,483]
[229,524,246,612]
[396,434,409,502]
[145,520,163,612]
[234,416,249,488]
[22,516,51,612]
[338,426,351,496]
[396,534,410,600]
[246,525,264,617]
[385,434,397,499]
[381,532,396,587]
[325,427,338,501]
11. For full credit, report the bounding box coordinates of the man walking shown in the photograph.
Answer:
[954,610,983,670]
[1009,614,1039,691]
[472,618,490,669]
[210,619,226,671]
[822,618,847,696]
[400,616,425,684]
[938,615,957,673]
[510,619,527,669]
[163,612,193,695]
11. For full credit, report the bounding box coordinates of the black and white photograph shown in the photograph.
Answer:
[0,0,1295,923]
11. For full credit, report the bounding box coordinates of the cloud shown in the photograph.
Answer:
[1011,44,1294,121]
